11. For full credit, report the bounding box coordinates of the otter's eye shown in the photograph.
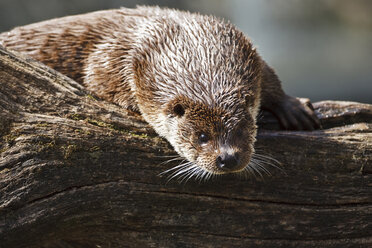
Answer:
[198,133,209,144]
[173,104,185,117]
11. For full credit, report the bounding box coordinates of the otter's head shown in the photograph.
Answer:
[163,95,258,175]
[131,11,263,177]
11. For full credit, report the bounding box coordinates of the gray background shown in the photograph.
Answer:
[1,0,371,103]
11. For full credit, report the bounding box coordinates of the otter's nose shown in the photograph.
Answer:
[216,153,239,171]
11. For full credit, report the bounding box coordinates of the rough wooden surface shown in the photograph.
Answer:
[0,45,371,248]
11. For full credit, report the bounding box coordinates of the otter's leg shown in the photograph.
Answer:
[260,61,320,130]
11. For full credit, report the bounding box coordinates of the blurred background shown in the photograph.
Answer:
[0,0,371,103]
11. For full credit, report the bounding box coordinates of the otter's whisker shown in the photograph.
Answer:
[253,153,281,168]
[242,166,250,179]
[256,111,264,122]
[179,165,199,182]
[180,164,197,180]
[159,156,185,166]
[250,153,284,176]
[244,163,258,178]
[237,168,249,180]
[182,165,201,183]
[247,161,264,178]
[253,158,280,170]
[250,158,271,176]
[204,170,213,182]
[169,161,193,175]
[167,162,195,181]
[252,159,269,177]
[202,170,212,182]
[196,168,207,182]
[155,154,180,158]
[159,160,187,175]
[161,163,190,181]
[202,170,209,182]
[183,171,197,183]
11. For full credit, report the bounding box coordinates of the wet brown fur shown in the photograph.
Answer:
[0,6,319,175]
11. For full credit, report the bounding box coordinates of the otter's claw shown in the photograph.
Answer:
[270,96,321,131]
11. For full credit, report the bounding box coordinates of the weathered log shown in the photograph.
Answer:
[0,45,371,248]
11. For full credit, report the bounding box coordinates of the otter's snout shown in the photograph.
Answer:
[216,152,240,172]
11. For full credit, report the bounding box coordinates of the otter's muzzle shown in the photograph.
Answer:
[216,152,240,172]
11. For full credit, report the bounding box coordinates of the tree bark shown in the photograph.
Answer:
[0,45,371,248]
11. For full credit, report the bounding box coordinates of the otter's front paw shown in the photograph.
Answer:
[269,95,321,130]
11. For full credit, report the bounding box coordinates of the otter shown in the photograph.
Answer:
[0,6,320,178]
